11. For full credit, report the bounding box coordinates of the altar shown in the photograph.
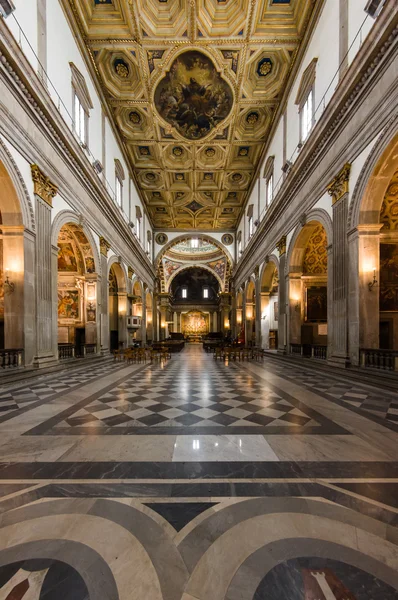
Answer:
[182,311,209,337]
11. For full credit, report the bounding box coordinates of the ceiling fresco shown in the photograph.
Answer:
[65,0,316,230]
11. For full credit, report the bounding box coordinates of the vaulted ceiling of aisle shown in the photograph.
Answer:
[66,0,315,230]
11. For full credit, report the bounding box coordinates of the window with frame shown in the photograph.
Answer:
[70,62,93,149]
[266,173,273,206]
[136,217,141,241]
[191,238,199,249]
[115,175,123,207]
[181,287,188,299]
[73,93,88,146]
[295,58,317,145]
[300,88,313,143]
[248,216,254,238]
[203,287,209,299]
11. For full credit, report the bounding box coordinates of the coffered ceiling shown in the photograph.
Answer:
[65,0,316,230]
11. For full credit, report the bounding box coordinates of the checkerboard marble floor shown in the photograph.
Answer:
[29,347,347,436]
[0,357,119,418]
[260,356,398,426]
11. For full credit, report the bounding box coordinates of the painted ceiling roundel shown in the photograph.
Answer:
[154,51,233,140]
[65,0,317,230]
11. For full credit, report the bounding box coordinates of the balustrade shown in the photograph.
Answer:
[0,349,24,369]
[360,348,398,372]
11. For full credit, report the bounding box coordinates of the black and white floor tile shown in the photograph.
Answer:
[0,345,397,599]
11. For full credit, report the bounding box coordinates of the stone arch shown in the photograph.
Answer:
[155,233,233,267]
[349,115,398,230]
[260,254,279,292]
[166,263,224,293]
[107,256,127,292]
[287,209,332,274]
[51,211,101,276]
[0,139,35,231]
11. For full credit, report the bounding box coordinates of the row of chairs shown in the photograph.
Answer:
[113,346,171,364]
[213,346,265,362]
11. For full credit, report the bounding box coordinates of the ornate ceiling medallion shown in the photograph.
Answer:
[155,233,168,245]
[257,58,272,77]
[246,111,259,124]
[114,59,129,78]
[222,233,234,246]
[154,51,233,140]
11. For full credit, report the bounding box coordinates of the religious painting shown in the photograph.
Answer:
[87,306,96,322]
[207,258,226,286]
[306,286,327,322]
[162,259,181,284]
[58,243,78,272]
[273,301,279,322]
[85,256,95,273]
[154,51,233,140]
[58,290,79,320]
[182,311,209,335]
[380,243,398,311]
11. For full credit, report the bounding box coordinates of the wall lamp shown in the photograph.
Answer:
[368,268,378,291]
[3,270,15,295]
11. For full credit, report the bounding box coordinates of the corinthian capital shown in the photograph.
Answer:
[31,164,58,206]
[327,163,351,204]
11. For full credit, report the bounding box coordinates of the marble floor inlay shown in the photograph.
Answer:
[0,344,397,599]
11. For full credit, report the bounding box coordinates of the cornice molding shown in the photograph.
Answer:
[0,21,155,284]
[234,11,398,288]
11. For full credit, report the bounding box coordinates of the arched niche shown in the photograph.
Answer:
[288,220,329,358]
[260,256,279,350]
[108,260,127,352]
[0,155,34,363]
[245,279,256,346]
[56,223,99,357]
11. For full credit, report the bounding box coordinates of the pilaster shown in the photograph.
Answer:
[99,237,111,354]
[31,164,58,367]
[276,236,287,353]
[327,163,351,366]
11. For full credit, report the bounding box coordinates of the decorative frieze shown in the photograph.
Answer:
[327,163,351,205]
[276,235,287,256]
[30,164,57,206]
[99,236,111,256]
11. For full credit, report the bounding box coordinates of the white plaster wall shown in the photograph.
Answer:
[349,132,380,207]
[348,1,374,66]
[312,191,332,219]
[286,0,340,161]
[5,1,38,72]
[264,118,284,206]
[1,135,35,217]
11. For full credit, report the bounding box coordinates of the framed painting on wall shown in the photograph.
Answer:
[58,290,80,320]
[305,286,327,322]
[380,243,398,311]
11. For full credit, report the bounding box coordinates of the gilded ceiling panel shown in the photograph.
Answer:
[65,0,316,230]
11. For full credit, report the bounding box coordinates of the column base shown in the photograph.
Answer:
[327,355,350,368]
[277,347,287,356]
[33,354,58,369]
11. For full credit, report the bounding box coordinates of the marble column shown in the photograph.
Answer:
[219,293,231,337]
[260,292,270,349]
[152,295,159,342]
[23,229,36,365]
[99,237,111,354]
[2,226,24,350]
[117,291,127,348]
[288,274,302,346]
[141,290,147,345]
[276,236,287,354]
[358,224,382,351]
[31,165,58,367]
[230,289,237,339]
[327,164,350,366]
[255,275,262,347]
